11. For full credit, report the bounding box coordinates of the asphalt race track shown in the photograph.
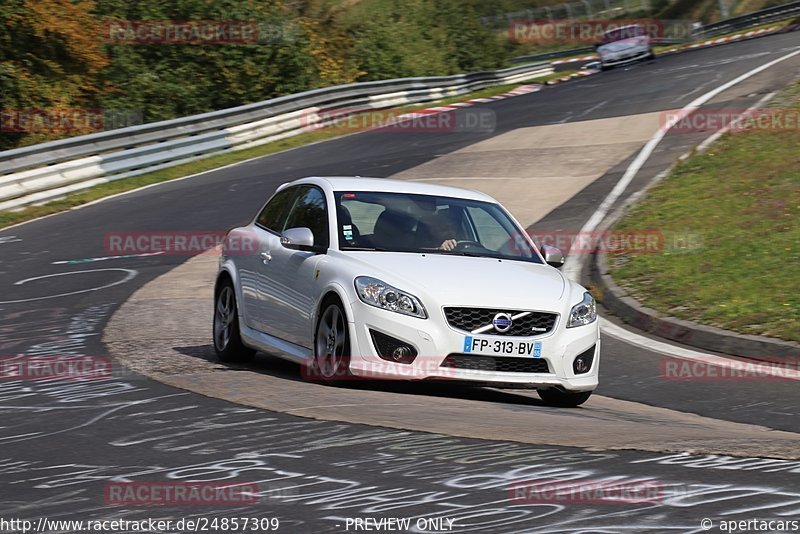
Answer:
[1,33,800,533]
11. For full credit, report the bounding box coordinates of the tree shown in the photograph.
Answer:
[1,0,109,149]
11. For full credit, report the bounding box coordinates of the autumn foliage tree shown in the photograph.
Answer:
[2,0,511,150]
[1,0,109,148]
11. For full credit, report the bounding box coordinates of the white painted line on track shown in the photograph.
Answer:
[0,268,137,304]
[563,47,800,281]
[51,251,165,265]
[578,99,608,118]
[600,318,800,380]
[560,47,800,361]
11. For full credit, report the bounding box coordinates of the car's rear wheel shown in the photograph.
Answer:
[311,300,351,381]
[213,279,255,363]
[538,388,592,407]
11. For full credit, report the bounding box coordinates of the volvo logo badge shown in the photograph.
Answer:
[492,313,513,333]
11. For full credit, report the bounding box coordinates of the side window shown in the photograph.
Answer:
[256,187,296,232]
[283,186,329,249]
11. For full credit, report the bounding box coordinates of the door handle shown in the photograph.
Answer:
[260,251,272,264]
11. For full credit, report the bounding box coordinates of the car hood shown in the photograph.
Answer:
[340,251,568,310]
[598,39,640,52]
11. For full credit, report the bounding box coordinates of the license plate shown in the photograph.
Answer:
[463,336,542,357]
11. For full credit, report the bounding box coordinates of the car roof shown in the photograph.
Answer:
[603,24,643,34]
[285,176,498,203]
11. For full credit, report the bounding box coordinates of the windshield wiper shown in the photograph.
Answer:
[424,250,490,258]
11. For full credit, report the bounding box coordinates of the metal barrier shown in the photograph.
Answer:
[693,1,800,38]
[4,0,798,211]
[0,62,552,211]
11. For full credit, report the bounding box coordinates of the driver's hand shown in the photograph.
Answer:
[440,239,457,251]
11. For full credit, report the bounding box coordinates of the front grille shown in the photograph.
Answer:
[444,307,558,336]
[441,354,550,374]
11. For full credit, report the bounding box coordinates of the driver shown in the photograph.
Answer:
[415,200,459,251]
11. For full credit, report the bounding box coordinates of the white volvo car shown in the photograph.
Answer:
[213,177,600,407]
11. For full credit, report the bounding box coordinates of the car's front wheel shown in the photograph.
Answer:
[538,388,592,407]
[311,299,351,381]
[213,279,255,363]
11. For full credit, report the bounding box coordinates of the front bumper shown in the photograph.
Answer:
[346,300,600,392]
[600,48,651,67]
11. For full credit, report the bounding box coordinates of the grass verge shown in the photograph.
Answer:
[0,78,567,229]
[607,80,800,342]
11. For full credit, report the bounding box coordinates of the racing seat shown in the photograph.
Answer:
[372,210,417,250]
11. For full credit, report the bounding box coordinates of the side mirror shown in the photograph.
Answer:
[280,227,315,251]
[541,244,565,269]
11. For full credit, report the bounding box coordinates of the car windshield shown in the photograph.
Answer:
[602,26,644,43]
[334,191,543,264]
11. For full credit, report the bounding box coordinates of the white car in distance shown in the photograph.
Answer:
[597,24,655,70]
[213,177,600,407]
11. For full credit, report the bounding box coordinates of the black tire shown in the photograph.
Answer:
[309,298,351,382]
[213,278,255,363]
[538,388,592,407]
[647,49,656,60]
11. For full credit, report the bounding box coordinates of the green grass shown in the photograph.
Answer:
[1,80,558,229]
[607,81,800,342]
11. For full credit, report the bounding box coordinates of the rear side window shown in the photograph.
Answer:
[283,186,329,249]
[256,187,295,232]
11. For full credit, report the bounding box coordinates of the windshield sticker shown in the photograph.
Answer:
[343,225,354,240]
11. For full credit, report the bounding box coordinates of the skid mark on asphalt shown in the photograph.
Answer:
[103,252,800,459]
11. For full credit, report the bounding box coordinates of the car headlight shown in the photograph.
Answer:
[354,276,427,319]
[567,292,597,328]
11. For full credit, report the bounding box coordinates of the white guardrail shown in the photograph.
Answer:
[0,63,552,211]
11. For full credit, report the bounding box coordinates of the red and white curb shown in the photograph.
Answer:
[552,55,598,65]
[548,24,797,68]
[395,84,545,120]
[373,21,799,128]
[681,26,782,51]
[545,69,598,85]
